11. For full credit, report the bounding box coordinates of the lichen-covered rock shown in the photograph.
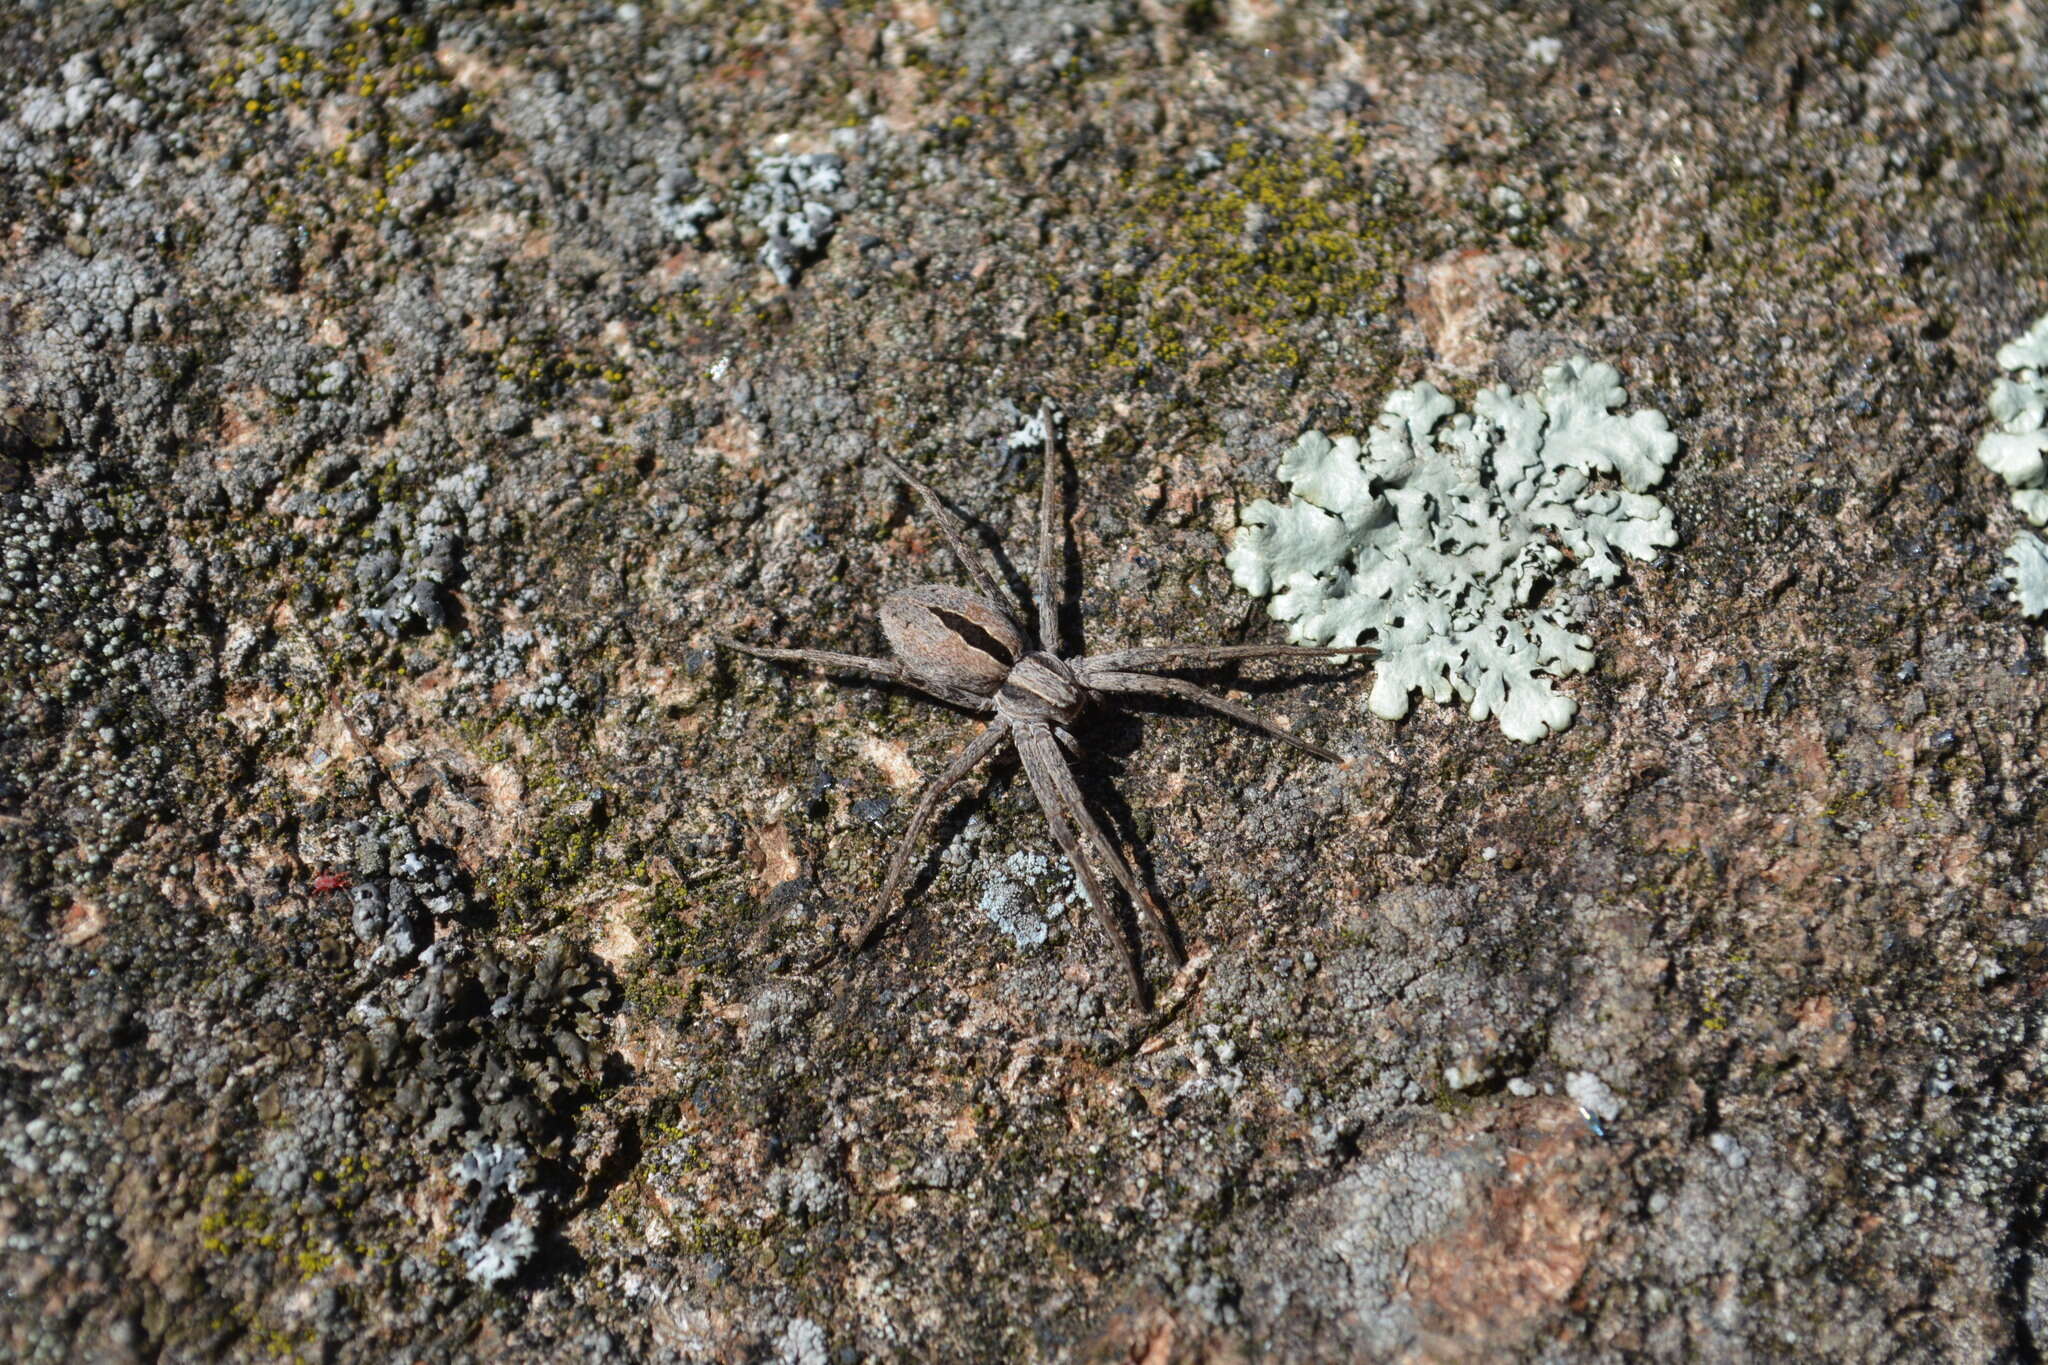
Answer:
[0,2,2043,1362]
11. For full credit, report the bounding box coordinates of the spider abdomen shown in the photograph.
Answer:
[880,584,1026,697]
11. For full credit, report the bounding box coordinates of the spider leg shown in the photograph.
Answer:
[1015,722,1184,969]
[1050,723,1082,760]
[1077,643,1378,674]
[855,718,1012,949]
[872,450,1023,620]
[718,638,907,683]
[716,638,994,712]
[1014,722,1153,1008]
[1083,669,1347,763]
[1032,400,1063,652]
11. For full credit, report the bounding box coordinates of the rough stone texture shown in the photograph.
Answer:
[0,2,2044,1361]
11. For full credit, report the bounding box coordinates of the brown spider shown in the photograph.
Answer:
[718,404,1375,1009]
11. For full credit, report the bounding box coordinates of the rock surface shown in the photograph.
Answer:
[1,1,2044,1360]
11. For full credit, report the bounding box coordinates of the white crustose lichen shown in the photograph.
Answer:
[1228,358,1679,743]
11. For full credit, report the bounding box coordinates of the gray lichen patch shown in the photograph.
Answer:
[338,461,488,638]
[740,150,845,288]
[657,145,846,287]
[653,169,720,247]
[1227,359,1679,741]
[1976,308,2048,617]
[448,1142,540,1287]
[1979,309,2048,520]
[976,849,1072,951]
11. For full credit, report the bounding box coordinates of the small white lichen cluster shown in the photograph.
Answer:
[1004,408,1054,451]
[739,152,843,286]
[449,1142,540,1287]
[978,849,1072,950]
[14,52,146,133]
[652,169,719,246]
[1975,310,2048,618]
[774,1317,831,1365]
[1228,358,1678,742]
[656,150,844,287]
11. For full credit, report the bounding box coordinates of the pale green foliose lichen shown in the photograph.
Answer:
[2005,533,2048,618]
[1976,309,2048,618]
[1226,358,1678,743]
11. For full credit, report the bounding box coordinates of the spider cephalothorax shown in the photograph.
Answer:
[720,404,1374,1008]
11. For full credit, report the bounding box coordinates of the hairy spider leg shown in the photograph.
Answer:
[1080,669,1348,764]
[873,449,1026,629]
[856,718,1011,948]
[715,638,995,713]
[1014,721,1151,1006]
[1014,722,1184,968]
[1033,400,1064,653]
[1079,644,1379,672]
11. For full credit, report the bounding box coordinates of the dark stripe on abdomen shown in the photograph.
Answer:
[933,609,1018,670]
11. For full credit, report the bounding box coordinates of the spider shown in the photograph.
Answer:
[718,404,1375,1009]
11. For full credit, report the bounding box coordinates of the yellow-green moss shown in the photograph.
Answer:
[201,8,490,228]
[1058,135,1407,376]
